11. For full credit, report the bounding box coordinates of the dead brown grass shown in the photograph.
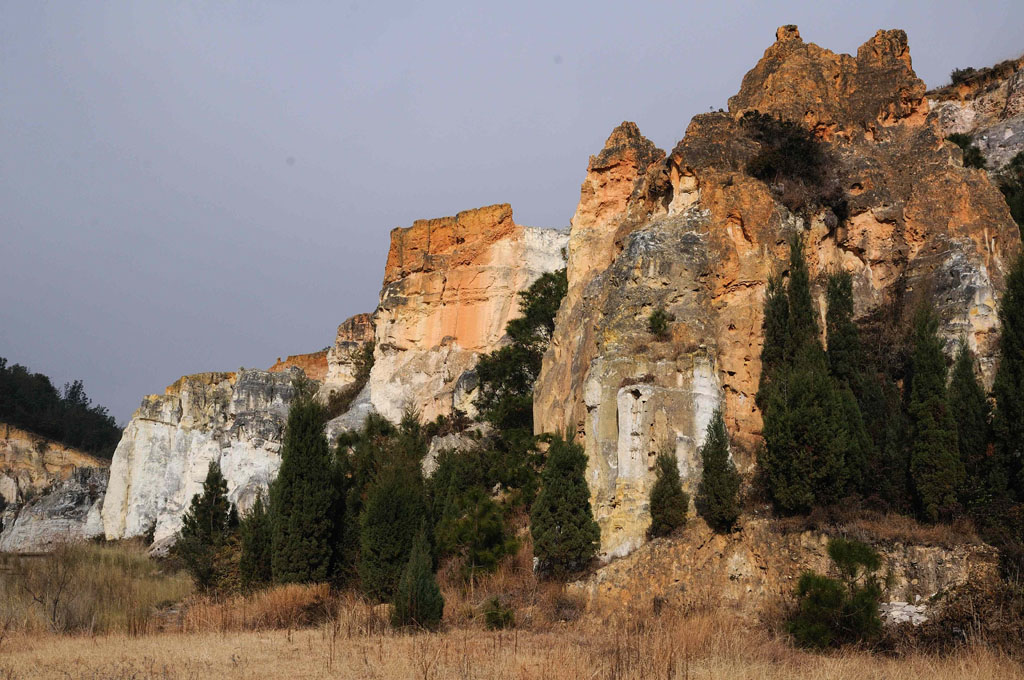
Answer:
[1,608,1021,680]
[776,509,980,548]
[182,583,334,632]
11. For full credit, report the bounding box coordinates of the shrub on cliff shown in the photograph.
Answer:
[998,152,1024,231]
[907,304,964,522]
[948,133,987,170]
[239,494,272,588]
[648,449,688,538]
[358,459,427,601]
[175,460,239,592]
[530,434,599,577]
[647,308,672,339]
[326,341,374,419]
[270,391,336,584]
[390,526,444,630]
[789,538,884,649]
[696,409,741,533]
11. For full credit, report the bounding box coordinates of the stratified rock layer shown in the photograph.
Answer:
[336,204,567,427]
[535,26,1021,560]
[268,350,329,382]
[101,369,302,544]
[319,312,375,399]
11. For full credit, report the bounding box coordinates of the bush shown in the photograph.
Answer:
[530,435,600,577]
[391,528,444,630]
[950,67,977,85]
[239,494,273,588]
[483,597,515,630]
[948,133,986,170]
[788,538,884,649]
[648,450,688,538]
[359,461,427,601]
[647,308,672,339]
[435,485,517,580]
[696,409,741,532]
[174,461,239,592]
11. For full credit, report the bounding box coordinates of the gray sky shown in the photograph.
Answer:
[2,1,1022,425]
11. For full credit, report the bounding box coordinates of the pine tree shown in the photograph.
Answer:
[756,272,790,410]
[358,462,426,601]
[239,494,272,588]
[907,305,964,521]
[270,392,336,584]
[825,271,860,385]
[175,461,237,592]
[993,254,1024,499]
[696,409,741,532]
[648,450,689,538]
[530,434,600,577]
[390,526,444,629]
[435,485,517,580]
[948,340,996,507]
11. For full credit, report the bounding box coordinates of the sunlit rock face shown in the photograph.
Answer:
[929,56,1024,172]
[319,312,375,399]
[101,369,302,544]
[535,26,1022,561]
[330,204,567,431]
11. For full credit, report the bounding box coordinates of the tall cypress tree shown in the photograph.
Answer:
[239,494,273,588]
[175,461,237,591]
[993,254,1024,499]
[949,340,996,507]
[696,408,741,532]
[530,434,600,577]
[907,305,964,521]
[647,450,689,538]
[756,273,790,410]
[270,392,336,583]
[358,461,427,601]
[390,526,445,629]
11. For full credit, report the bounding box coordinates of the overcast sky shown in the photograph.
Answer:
[2,1,1022,425]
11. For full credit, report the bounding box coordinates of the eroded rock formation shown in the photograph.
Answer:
[535,26,1021,560]
[319,312,375,399]
[268,350,329,382]
[101,369,301,545]
[333,204,567,428]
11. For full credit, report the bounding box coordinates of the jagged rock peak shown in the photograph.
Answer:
[729,25,926,132]
[590,121,665,172]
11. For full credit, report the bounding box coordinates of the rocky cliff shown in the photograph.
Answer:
[101,369,302,545]
[929,56,1024,171]
[534,26,1022,560]
[319,312,375,399]
[0,425,109,552]
[329,203,567,431]
[268,350,329,382]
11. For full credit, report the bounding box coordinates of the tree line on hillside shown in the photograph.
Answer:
[0,358,122,458]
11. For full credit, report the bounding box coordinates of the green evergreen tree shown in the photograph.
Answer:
[648,450,689,538]
[358,461,427,601]
[696,409,741,532]
[435,485,517,580]
[756,273,790,410]
[270,391,336,583]
[175,461,238,592]
[993,254,1024,499]
[948,340,996,507]
[530,434,600,577]
[390,526,444,630]
[998,152,1024,231]
[907,305,964,521]
[239,493,272,588]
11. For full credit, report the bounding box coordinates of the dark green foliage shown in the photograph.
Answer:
[825,271,860,385]
[483,597,515,630]
[270,392,336,584]
[950,67,977,84]
[993,253,1024,499]
[648,450,689,538]
[174,461,239,592]
[435,485,517,580]
[390,527,444,630]
[948,133,987,170]
[359,460,427,601]
[326,341,374,419]
[948,341,997,507]
[998,152,1024,231]
[788,538,883,649]
[238,494,272,588]
[696,409,741,532]
[0,358,122,458]
[907,305,964,522]
[647,308,672,339]
[475,269,567,433]
[530,435,600,577]
[758,237,852,512]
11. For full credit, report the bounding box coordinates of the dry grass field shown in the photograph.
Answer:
[2,609,1022,679]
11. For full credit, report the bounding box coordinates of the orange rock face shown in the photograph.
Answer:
[268,350,329,382]
[535,26,1021,560]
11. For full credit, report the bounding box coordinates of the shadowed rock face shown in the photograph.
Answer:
[101,369,302,544]
[535,26,1021,561]
[0,467,108,553]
